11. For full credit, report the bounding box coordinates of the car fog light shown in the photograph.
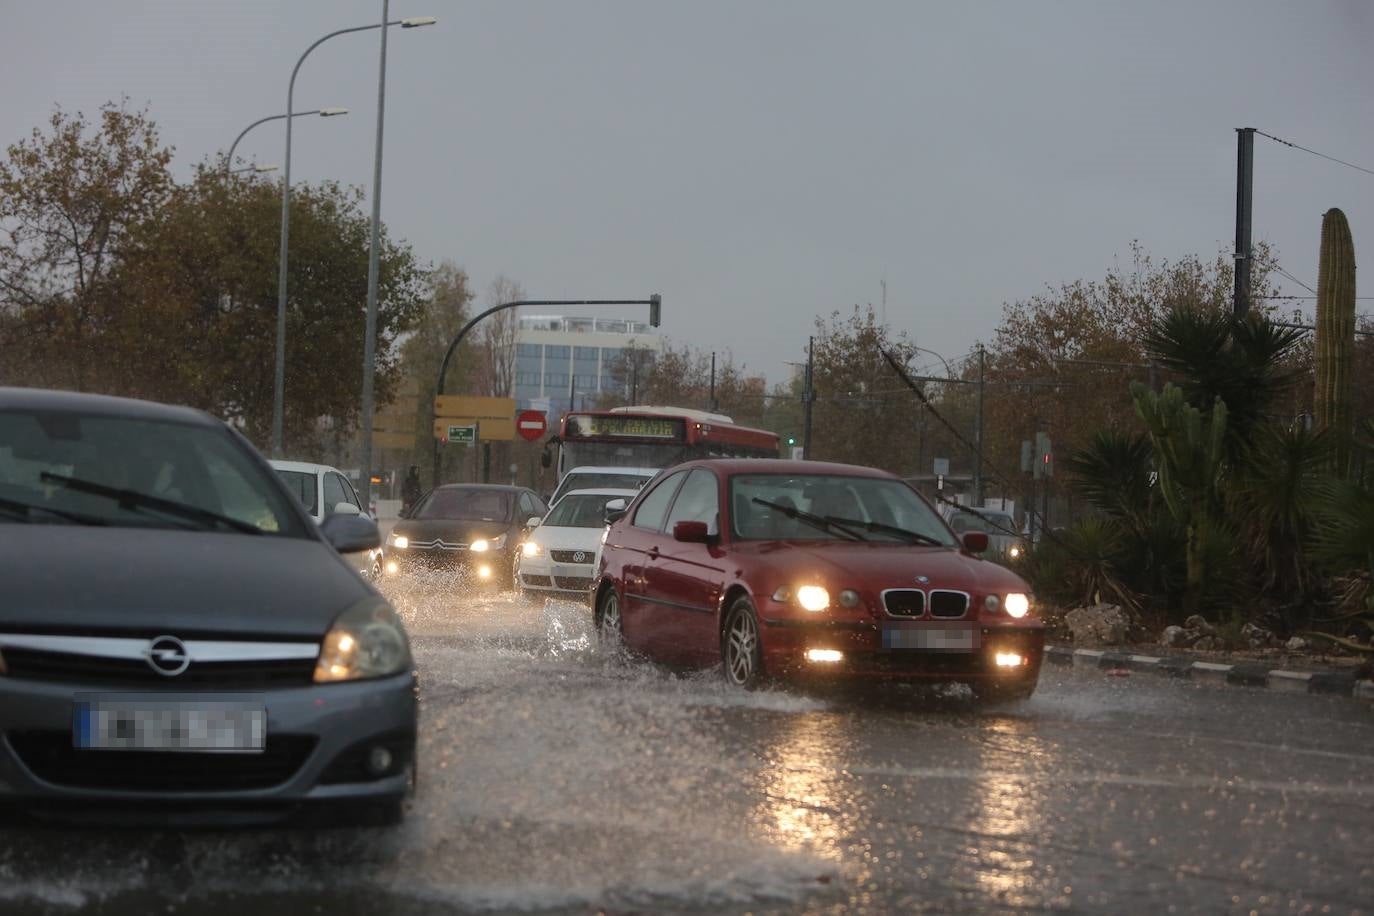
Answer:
[385,561,398,575]
[477,565,493,579]
[1008,545,1022,559]
[995,652,1025,668]
[806,648,843,663]
[367,746,395,775]
[1004,593,1030,618]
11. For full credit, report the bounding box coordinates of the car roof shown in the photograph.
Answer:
[562,466,660,476]
[0,386,220,428]
[433,483,528,492]
[559,488,641,498]
[668,458,898,479]
[270,460,342,475]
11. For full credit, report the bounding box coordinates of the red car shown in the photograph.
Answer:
[592,459,1044,701]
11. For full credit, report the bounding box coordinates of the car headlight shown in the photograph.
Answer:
[522,540,541,558]
[390,534,408,549]
[1004,593,1031,618]
[796,585,830,612]
[1008,545,1022,559]
[470,533,507,553]
[314,598,411,683]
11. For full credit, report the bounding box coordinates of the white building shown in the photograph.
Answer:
[514,315,664,421]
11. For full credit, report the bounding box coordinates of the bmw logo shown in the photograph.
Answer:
[915,575,930,585]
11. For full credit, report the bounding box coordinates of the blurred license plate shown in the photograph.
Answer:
[73,697,266,752]
[882,624,980,652]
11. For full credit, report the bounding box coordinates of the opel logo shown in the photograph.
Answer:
[145,635,191,677]
[915,575,930,585]
[573,551,588,564]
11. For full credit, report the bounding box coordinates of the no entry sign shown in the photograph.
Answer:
[516,410,548,442]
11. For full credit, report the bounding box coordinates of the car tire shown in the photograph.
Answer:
[595,587,623,646]
[721,596,764,689]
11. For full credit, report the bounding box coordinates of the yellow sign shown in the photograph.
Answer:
[432,417,516,441]
[434,395,516,419]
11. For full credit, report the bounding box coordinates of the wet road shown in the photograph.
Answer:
[2,579,1373,915]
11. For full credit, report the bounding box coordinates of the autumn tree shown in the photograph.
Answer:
[475,274,523,398]
[599,343,769,429]
[0,101,174,389]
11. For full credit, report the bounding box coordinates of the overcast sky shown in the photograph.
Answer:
[3,1,1371,384]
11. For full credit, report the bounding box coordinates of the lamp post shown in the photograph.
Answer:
[431,296,662,488]
[228,164,280,175]
[272,14,436,459]
[225,109,347,176]
[359,2,439,515]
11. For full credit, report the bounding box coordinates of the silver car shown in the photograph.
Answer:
[0,388,417,826]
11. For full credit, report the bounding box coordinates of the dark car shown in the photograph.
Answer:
[591,459,1044,701]
[0,387,417,826]
[384,483,546,587]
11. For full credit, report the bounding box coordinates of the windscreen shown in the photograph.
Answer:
[729,473,955,545]
[543,493,617,529]
[0,408,306,536]
[947,511,1016,535]
[414,488,513,522]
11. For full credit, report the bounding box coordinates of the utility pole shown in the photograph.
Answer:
[629,352,639,405]
[709,351,717,412]
[1234,127,1255,318]
[974,344,986,505]
[802,336,814,459]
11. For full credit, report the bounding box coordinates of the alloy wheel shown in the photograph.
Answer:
[725,604,759,686]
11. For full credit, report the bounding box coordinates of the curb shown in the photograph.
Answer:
[1046,645,1374,701]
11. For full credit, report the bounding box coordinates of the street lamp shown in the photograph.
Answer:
[272,14,436,459]
[225,109,347,176]
[228,163,280,175]
[359,2,439,513]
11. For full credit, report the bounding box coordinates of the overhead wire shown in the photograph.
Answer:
[1254,129,1374,179]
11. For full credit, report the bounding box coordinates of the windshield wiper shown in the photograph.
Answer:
[750,497,864,541]
[0,494,110,526]
[821,515,945,547]
[40,472,264,535]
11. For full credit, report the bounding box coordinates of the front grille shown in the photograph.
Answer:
[8,731,317,792]
[929,590,970,618]
[2,649,316,689]
[553,576,594,591]
[406,538,466,551]
[550,550,593,565]
[883,590,926,617]
[521,574,552,587]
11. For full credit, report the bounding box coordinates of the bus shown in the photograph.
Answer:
[544,406,780,483]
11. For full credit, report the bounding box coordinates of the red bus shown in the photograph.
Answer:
[548,407,780,480]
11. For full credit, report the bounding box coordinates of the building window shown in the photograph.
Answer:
[516,343,542,357]
[574,346,600,360]
[545,345,570,359]
[516,371,542,387]
[544,373,568,388]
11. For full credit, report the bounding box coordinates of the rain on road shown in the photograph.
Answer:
[2,575,1372,915]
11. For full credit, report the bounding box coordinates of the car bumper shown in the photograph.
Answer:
[385,547,509,581]
[759,617,1045,683]
[0,671,418,825]
[516,558,596,600]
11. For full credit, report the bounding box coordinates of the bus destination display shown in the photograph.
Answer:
[565,415,685,440]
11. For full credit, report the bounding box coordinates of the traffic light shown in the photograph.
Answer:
[649,294,662,328]
[787,436,796,446]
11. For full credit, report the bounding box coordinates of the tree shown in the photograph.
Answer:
[599,343,768,429]
[107,164,426,453]
[0,101,174,389]
[475,274,523,398]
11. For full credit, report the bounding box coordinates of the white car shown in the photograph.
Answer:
[270,459,383,580]
[516,488,639,601]
[547,466,658,508]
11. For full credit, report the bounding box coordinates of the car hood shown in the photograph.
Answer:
[729,540,1029,596]
[529,526,604,553]
[392,519,512,543]
[5,525,373,639]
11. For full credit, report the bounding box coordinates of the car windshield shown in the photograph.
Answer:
[542,493,619,529]
[948,511,1016,535]
[552,472,651,504]
[276,470,318,515]
[0,407,305,536]
[414,488,513,522]
[730,473,956,545]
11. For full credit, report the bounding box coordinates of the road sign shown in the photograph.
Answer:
[434,395,515,419]
[516,410,548,442]
[432,417,515,441]
[445,424,476,445]
[933,457,950,476]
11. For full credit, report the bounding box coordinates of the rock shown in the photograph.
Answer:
[1285,636,1310,652]
[1183,615,1217,636]
[1193,636,1222,652]
[1241,622,1276,649]
[1064,603,1130,646]
[1160,625,1191,648]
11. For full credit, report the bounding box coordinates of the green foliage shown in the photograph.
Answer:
[1061,429,1155,530]
[1022,517,1139,612]
[399,263,476,484]
[1314,208,1357,477]
[1308,479,1374,652]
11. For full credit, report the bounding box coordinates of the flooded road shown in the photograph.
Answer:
[3,577,1373,914]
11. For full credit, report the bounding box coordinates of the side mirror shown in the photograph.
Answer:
[604,497,628,524]
[320,514,381,554]
[962,532,989,554]
[331,501,362,517]
[540,451,552,469]
[672,520,711,543]
[526,516,542,529]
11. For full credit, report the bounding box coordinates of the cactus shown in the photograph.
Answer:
[1314,207,1357,477]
